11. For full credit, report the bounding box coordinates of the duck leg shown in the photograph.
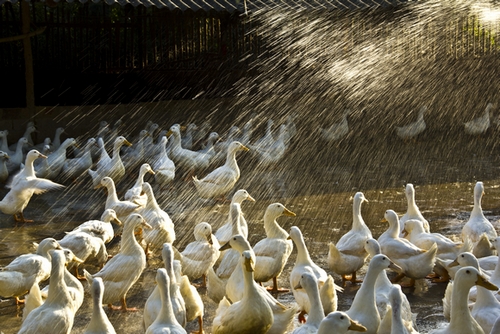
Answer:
[14,213,34,223]
[15,296,25,305]
[266,277,289,294]
[191,315,204,334]
[298,310,307,323]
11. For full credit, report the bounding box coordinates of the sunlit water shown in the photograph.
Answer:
[3,0,500,332]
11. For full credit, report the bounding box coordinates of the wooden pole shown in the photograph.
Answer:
[21,0,35,116]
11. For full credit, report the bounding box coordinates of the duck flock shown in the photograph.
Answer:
[0,106,499,334]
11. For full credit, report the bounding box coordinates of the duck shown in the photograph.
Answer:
[328,192,372,284]
[6,137,29,174]
[222,234,297,334]
[249,124,289,167]
[0,130,13,155]
[253,202,296,293]
[99,176,142,222]
[175,262,204,334]
[399,183,430,235]
[144,243,187,329]
[151,136,175,188]
[10,123,37,153]
[471,273,500,334]
[214,189,255,244]
[208,204,247,303]
[173,222,220,286]
[387,285,414,334]
[317,311,367,334]
[252,119,275,150]
[212,250,274,334]
[60,137,96,181]
[461,182,497,255]
[38,248,85,314]
[345,254,402,334]
[140,182,176,254]
[0,149,65,223]
[291,271,326,334]
[122,129,149,173]
[192,141,249,200]
[196,131,219,158]
[168,124,212,177]
[124,163,155,207]
[0,237,61,304]
[395,106,427,141]
[18,249,76,334]
[378,210,438,287]
[50,127,65,151]
[319,110,350,143]
[36,137,77,180]
[22,281,43,321]
[403,219,472,260]
[84,213,151,311]
[429,266,497,334]
[363,238,417,334]
[181,123,197,150]
[58,229,108,279]
[88,136,132,187]
[70,208,122,244]
[290,226,342,323]
[83,276,117,334]
[145,268,187,334]
[213,126,241,163]
[472,233,495,258]
[0,150,9,183]
[465,103,493,136]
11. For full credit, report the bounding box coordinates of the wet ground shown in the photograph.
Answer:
[2,117,500,334]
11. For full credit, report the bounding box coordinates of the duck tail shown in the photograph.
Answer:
[83,268,94,286]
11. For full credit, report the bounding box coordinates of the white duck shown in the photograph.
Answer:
[319,110,350,143]
[215,189,255,244]
[399,183,430,235]
[193,141,249,200]
[88,136,132,187]
[181,123,197,150]
[6,137,29,173]
[345,254,402,334]
[197,131,219,158]
[0,130,13,155]
[36,137,76,180]
[175,262,204,334]
[0,149,65,223]
[465,103,493,136]
[99,176,142,222]
[122,129,149,172]
[395,106,427,141]
[60,137,96,181]
[461,181,497,254]
[328,192,372,284]
[151,136,175,187]
[363,238,417,334]
[18,249,75,334]
[212,250,274,334]
[290,226,341,322]
[317,311,367,334]
[471,273,500,334]
[22,281,43,321]
[291,271,326,334]
[387,285,414,334]
[429,266,497,334]
[124,163,155,207]
[173,222,220,286]
[83,277,117,334]
[0,150,9,183]
[84,213,151,311]
[10,123,37,153]
[0,237,61,304]
[222,234,297,334]
[253,202,296,293]
[378,210,438,287]
[145,268,187,334]
[140,182,176,253]
[168,124,212,176]
[249,124,289,167]
[252,119,275,150]
[51,127,65,151]
[70,208,122,244]
[58,229,108,279]
[144,243,186,329]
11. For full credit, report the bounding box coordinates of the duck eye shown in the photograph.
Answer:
[340,315,344,319]
[466,270,470,274]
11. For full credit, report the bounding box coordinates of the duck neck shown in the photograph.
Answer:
[89,287,109,330]
[407,190,419,216]
[387,217,401,239]
[350,263,379,314]
[24,155,38,178]
[14,140,24,160]
[242,266,260,302]
[295,235,312,265]
[45,256,71,306]
[134,169,147,188]
[305,283,325,326]
[390,295,406,333]
[224,147,240,175]
[105,184,119,207]
[263,214,288,239]
[120,223,142,255]
[145,188,159,210]
[230,205,244,236]
[352,197,367,231]
[156,276,179,325]
[112,142,123,160]
[471,191,484,218]
[449,280,476,331]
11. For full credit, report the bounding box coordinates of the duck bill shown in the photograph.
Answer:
[72,256,85,264]
[247,194,256,202]
[38,153,48,159]
[448,259,459,268]
[219,242,231,251]
[476,275,498,291]
[148,169,156,175]
[389,261,402,272]
[401,229,409,238]
[240,145,250,152]
[166,130,173,137]
[380,217,388,223]
[244,258,254,272]
[113,217,123,226]
[293,282,302,290]
[142,221,153,229]
[283,207,296,217]
[348,320,367,332]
